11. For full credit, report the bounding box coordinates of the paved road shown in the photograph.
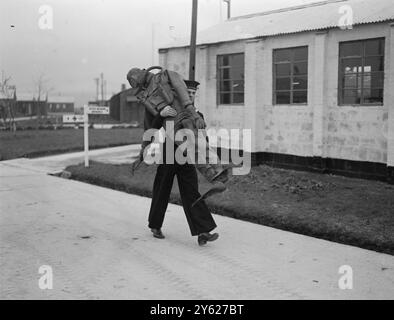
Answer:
[1,153,394,299]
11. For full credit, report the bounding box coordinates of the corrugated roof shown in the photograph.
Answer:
[47,96,75,104]
[16,92,40,101]
[161,0,394,49]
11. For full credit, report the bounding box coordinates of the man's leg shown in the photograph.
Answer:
[148,164,176,231]
[175,163,217,236]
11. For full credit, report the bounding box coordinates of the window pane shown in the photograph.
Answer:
[340,42,362,57]
[273,46,308,105]
[364,56,384,72]
[293,76,308,90]
[230,54,244,69]
[363,88,383,104]
[276,77,291,90]
[220,93,231,104]
[293,62,308,75]
[232,80,244,92]
[275,63,291,76]
[230,67,244,80]
[362,73,372,89]
[363,72,384,89]
[342,89,361,104]
[221,68,230,79]
[233,93,244,104]
[274,49,292,63]
[343,74,361,88]
[219,55,229,66]
[217,53,245,106]
[293,91,307,103]
[220,80,231,91]
[341,58,363,73]
[294,47,308,61]
[365,39,384,56]
[275,91,290,104]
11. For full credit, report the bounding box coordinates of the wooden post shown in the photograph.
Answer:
[189,0,198,81]
[224,0,231,19]
[84,105,89,167]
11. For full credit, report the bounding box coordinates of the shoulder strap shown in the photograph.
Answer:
[141,66,164,89]
[146,66,163,73]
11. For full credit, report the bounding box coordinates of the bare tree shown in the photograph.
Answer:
[33,73,53,129]
[0,74,16,132]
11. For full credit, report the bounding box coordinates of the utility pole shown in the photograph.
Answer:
[104,80,107,106]
[189,0,198,81]
[100,73,104,106]
[94,78,99,102]
[223,0,231,19]
[151,24,155,66]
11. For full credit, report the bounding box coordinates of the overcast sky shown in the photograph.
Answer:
[0,0,323,107]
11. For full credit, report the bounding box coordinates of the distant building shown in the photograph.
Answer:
[15,93,47,117]
[88,93,112,107]
[109,87,144,126]
[47,96,75,114]
[159,0,394,183]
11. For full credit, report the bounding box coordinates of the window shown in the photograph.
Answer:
[339,38,385,105]
[273,46,308,104]
[217,53,244,105]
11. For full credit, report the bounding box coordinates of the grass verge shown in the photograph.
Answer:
[0,128,143,160]
[66,162,394,255]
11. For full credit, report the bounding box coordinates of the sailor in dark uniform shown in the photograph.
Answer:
[147,80,219,246]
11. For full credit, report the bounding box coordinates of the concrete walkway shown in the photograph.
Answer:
[1,144,141,174]
[0,152,393,299]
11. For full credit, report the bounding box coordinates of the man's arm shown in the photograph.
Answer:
[141,100,158,117]
[166,70,206,129]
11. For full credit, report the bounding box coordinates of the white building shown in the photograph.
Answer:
[158,0,394,182]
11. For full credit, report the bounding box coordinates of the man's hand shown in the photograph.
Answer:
[195,117,206,129]
[160,106,177,118]
[185,104,206,129]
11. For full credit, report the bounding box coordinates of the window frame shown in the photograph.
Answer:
[273,45,309,105]
[216,53,245,106]
[338,37,385,106]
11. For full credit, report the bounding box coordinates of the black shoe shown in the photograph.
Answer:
[151,228,165,239]
[198,232,219,246]
[191,181,226,208]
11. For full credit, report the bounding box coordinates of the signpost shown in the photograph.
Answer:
[86,106,109,114]
[62,114,84,123]
[83,105,109,167]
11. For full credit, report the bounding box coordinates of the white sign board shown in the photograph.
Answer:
[63,114,84,123]
[86,105,109,115]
